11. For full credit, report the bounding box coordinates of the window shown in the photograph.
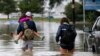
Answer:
[95,18,100,30]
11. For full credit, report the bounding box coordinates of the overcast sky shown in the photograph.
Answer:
[51,0,80,12]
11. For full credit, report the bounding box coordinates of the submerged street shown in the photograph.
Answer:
[0,20,100,56]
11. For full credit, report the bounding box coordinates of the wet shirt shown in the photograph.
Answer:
[56,23,69,42]
[17,20,37,34]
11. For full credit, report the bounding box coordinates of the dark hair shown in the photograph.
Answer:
[60,17,70,24]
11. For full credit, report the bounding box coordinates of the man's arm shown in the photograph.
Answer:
[17,23,23,34]
[56,25,62,43]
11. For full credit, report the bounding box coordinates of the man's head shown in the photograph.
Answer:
[25,11,33,19]
[25,11,32,17]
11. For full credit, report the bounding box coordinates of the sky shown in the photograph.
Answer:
[43,0,80,18]
[84,0,100,10]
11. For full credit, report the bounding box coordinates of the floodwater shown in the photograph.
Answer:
[0,20,100,56]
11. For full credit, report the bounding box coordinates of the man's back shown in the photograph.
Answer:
[17,20,37,35]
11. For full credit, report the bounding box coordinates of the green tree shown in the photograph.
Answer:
[79,0,100,22]
[85,10,100,23]
[0,0,16,19]
[18,0,43,14]
[64,2,83,21]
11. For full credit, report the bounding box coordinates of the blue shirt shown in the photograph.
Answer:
[56,23,69,42]
[17,20,37,34]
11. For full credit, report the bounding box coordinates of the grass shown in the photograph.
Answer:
[0,17,61,22]
[0,17,90,25]
[33,17,61,22]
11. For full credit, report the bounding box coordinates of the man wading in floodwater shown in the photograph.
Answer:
[15,11,44,53]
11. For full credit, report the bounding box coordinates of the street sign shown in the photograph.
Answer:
[84,0,100,10]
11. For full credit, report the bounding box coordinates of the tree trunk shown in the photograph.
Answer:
[7,14,9,19]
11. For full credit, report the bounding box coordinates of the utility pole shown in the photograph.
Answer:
[83,0,85,28]
[72,0,75,26]
[83,0,86,51]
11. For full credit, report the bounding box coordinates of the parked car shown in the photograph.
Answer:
[83,16,100,53]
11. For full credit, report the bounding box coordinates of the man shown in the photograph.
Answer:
[15,11,44,52]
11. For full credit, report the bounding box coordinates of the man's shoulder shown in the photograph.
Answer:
[19,22,23,25]
[60,24,69,27]
[27,20,35,23]
[26,20,35,26]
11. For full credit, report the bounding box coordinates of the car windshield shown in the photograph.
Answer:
[95,18,100,31]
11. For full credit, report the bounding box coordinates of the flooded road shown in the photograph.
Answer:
[0,20,100,56]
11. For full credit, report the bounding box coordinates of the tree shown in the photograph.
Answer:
[85,10,100,23]
[64,2,83,21]
[0,0,16,19]
[18,0,44,14]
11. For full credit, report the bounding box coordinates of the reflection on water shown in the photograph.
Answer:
[21,51,33,56]
[0,20,87,56]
